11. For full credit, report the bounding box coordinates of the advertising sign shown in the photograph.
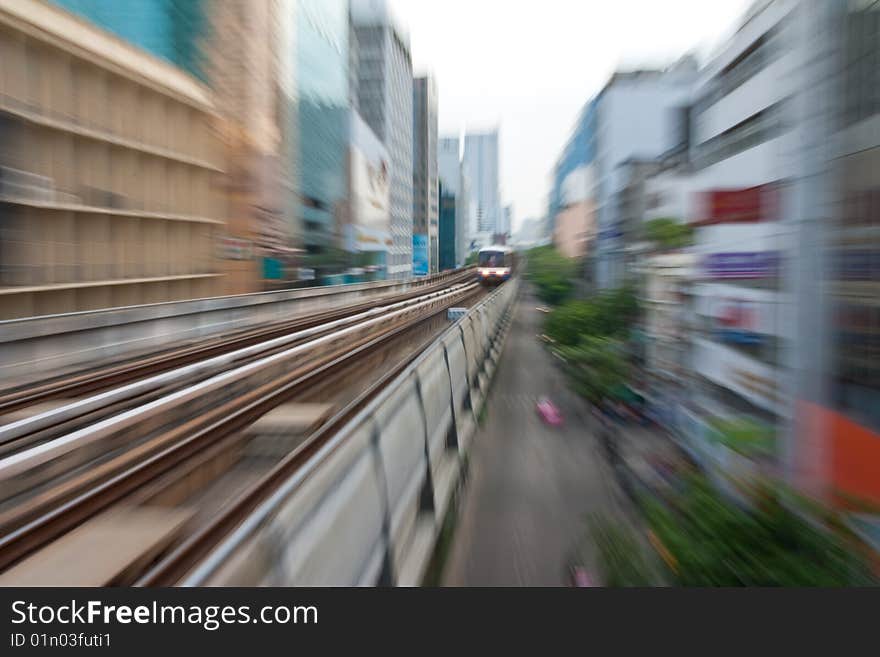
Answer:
[694,338,782,414]
[350,114,390,236]
[703,251,780,279]
[698,183,780,226]
[713,299,763,345]
[412,234,429,276]
[347,224,392,253]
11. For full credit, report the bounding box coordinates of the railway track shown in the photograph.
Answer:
[0,275,476,457]
[0,269,475,418]
[0,277,487,582]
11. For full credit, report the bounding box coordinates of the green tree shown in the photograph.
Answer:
[544,286,639,346]
[643,217,694,250]
[526,245,575,305]
[556,336,629,403]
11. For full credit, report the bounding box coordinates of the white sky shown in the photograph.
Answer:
[390,0,753,231]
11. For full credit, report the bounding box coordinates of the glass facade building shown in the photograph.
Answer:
[295,0,350,253]
[352,1,414,279]
[438,182,458,271]
[52,0,207,80]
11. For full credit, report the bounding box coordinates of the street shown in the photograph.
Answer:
[442,285,631,586]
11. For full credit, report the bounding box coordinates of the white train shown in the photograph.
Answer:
[475,245,515,286]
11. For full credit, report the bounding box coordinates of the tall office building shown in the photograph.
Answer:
[463,129,500,248]
[295,0,350,255]
[412,75,438,274]
[204,0,288,294]
[438,136,461,194]
[351,0,413,278]
[438,136,469,266]
[0,0,225,319]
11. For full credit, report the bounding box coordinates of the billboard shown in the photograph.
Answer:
[697,183,780,226]
[712,298,763,345]
[346,223,392,253]
[703,251,780,279]
[413,234,429,276]
[349,112,390,237]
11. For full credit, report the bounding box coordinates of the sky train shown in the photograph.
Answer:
[476,245,515,286]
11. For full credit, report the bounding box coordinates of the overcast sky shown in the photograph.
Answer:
[390,0,753,230]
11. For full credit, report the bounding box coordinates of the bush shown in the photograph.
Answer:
[526,245,575,305]
[643,217,694,250]
[592,476,876,586]
[641,477,876,586]
[545,286,639,346]
[556,336,629,403]
[591,515,658,586]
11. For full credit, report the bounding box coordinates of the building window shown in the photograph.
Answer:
[843,2,880,127]
[694,28,781,119]
[693,101,787,169]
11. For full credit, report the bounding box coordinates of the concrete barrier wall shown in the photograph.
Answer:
[0,270,464,387]
[190,278,519,587]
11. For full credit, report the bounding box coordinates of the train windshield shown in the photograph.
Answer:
[478,251,508,268]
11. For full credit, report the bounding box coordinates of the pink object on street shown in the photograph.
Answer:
[571,567,596,587]
[536,397,563,426]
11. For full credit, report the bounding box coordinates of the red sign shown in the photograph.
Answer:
[697,184,780,226]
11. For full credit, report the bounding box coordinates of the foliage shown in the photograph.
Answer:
[544,286,639,347]
[525,245,575,305]
[465,251,479,266]
[640,476,876,586]
[709,417,776,457]
[590,515,658,586]
[556,336,629,403]
[643,217,694,250]
[592,476,876,586]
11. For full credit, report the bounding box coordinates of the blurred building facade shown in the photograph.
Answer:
[339,110,391,273]
[204,0,289,294]
[627,0,880,514]
[438,180,457,271]
[295,0,350,257]
[438,135,470,267]
[0,0,224,318]
[593,59,698,289]
[412,75,438,274]
[351,0,413,279]
[672,0,794,485]
[462,129,500,249]
[548,100,597,237]
[788,0,880,510]
[51,0,207,81]
[551,160,596,260]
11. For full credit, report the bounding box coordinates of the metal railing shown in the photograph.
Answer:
[185,278,519,586]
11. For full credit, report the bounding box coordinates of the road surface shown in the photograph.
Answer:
[442,284,630,586]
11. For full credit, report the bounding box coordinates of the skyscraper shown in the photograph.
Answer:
[462,129,500,248]
[412,75,438,273]
[438,136,469,266]
[295,0,350,255]
[438,136,461,195]
[351,0,413,279]
[204,0,287,293]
